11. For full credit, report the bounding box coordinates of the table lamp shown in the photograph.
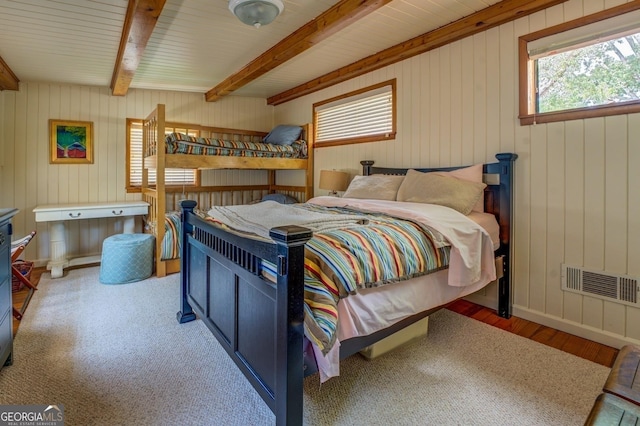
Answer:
[319,169,350,196]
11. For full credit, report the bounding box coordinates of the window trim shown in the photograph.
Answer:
[313,79,396,148]
[518,2,640,126]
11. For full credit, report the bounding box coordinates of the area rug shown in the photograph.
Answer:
[0,267,608,425]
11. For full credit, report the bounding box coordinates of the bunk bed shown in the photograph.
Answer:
[177,153,517,426]
[141,104,314,277]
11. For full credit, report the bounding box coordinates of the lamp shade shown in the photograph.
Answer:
[229,0,284,28]
[319,170,350,195]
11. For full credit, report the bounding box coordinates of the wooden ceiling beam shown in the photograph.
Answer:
[267,0,569,106]
[205,0,393,102]
[110,0,166,96]
[0,55,19,91]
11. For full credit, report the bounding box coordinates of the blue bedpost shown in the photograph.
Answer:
[361,160,374,176]
[494,153,518,319]
[177,199,197,324]
[269,225,312,426]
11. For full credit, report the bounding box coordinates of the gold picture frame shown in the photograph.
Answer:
[49,119,94,164]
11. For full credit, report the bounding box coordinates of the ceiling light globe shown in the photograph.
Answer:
[229,0,284,28]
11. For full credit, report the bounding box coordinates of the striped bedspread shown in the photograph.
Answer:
[296,205,450,354]
[165,133,307,158]
[144,212,181,260]
[256,199,497,356]
[161,212,181,260]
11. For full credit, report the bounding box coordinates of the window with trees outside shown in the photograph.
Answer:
[126,119,198,192]
[314,79,396,147]
[518,4,640,125]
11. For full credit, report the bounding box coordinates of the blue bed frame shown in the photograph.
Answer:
[177,153,517,425]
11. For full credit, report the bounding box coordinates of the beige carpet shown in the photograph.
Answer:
[0,267,608,425]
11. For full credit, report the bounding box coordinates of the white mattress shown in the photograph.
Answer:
[338,270,490,341]
[467,211,500,249]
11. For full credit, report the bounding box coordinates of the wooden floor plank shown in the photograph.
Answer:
[517,321,544,339]
[446,299,619,368]
[530,325,559,345]
[470,307,496,322]
[545,330,572,351]
[503,316,532,335]
[594,346,618,368]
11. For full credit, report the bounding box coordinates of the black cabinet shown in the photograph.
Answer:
[0,208,18,369]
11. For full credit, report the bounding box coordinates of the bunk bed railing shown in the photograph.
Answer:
[141,104,314,277]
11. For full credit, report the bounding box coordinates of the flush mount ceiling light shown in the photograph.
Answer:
[229,0,284,28]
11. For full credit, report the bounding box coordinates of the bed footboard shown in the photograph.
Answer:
[177,200,311,426]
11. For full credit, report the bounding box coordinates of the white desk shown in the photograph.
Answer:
[33,201,149,278]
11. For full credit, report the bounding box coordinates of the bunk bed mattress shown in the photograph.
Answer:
[165,133,307,158]
[145,212,181,260]
[161,212,181,260]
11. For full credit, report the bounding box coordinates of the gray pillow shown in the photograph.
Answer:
[261,193,298,204]
[396,169,486,215]
[263,125,303,146]
[342,175,405,201]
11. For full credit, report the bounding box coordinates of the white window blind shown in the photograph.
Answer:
[315,84,394,143]
[528,9,640,58]
[128,121,195,187]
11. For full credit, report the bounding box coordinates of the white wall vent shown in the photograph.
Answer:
[561,264,639,307]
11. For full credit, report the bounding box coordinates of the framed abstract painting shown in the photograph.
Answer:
[49,119,94,164]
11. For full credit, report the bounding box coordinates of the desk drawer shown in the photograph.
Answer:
[36,206,147,221]
[63,208,133,220]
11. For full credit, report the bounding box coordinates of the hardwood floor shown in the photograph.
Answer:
[11,266,618,368]
[445,299,619,368]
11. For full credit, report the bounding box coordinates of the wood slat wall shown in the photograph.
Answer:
[274,0,640,349]
[1,0,638,354]
[0,85,275,263]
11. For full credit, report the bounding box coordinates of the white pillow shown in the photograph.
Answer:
[342,174,405,201]
[396,169,486,215]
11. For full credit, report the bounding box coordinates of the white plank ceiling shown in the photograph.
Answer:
[0,0,502,98]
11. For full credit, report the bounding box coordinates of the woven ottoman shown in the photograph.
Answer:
[99,233,154,284]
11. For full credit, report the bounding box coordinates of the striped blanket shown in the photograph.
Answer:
[165,133,307,158]
[144,212,181,260]
[161,212,181,260]
[296,204,450,354]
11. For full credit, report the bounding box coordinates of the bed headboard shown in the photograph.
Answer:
[360,153,518,259]
[361,153,517,318]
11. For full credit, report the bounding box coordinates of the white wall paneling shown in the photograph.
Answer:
[2,0,638,349]
[274,0,640,348]
[0,84,274,265]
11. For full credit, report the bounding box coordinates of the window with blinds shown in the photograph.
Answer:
[126,119,196,191]
[314,79,396,147]
[518,4,640,125]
